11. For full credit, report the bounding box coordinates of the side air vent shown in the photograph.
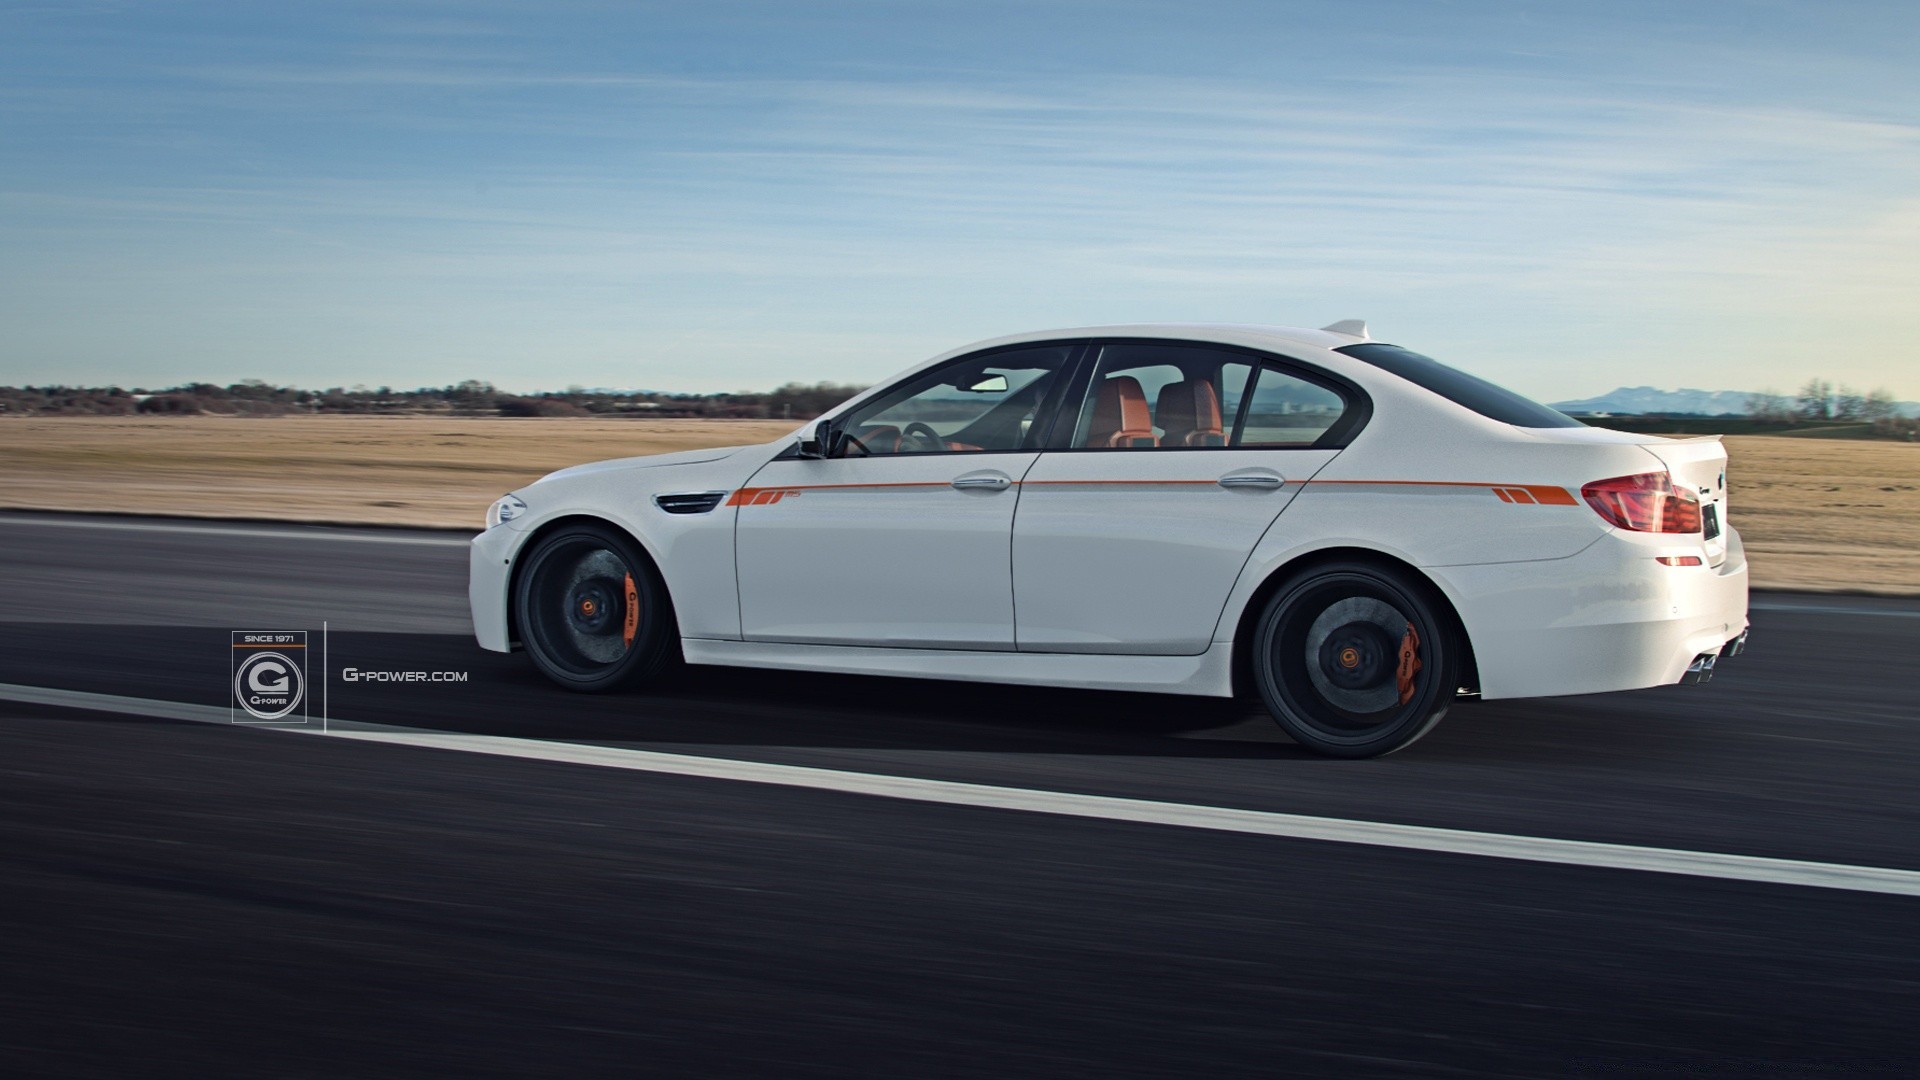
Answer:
[652,491,728,515]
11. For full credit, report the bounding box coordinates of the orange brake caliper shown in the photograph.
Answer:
[622,572,640,649]
[1396,624,1422,705]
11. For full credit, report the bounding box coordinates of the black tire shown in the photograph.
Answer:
[513,521,677,692]
[1251,561,1459,758]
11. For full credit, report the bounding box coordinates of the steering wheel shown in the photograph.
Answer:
[901,422,946,453]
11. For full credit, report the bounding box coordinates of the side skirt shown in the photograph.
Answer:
[680,638,1237,698]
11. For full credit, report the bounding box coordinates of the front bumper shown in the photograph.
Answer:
[470,524,520,653]
[1429,527,1750,701]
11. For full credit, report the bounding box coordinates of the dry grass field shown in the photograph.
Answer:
[0,416,797,531]
[1720,435,1920,595]
[0,417,1914,594]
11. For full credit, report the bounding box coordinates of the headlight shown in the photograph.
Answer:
[485,494,528,529]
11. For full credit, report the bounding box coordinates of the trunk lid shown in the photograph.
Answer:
[1522,427,1730,565]
[1638,436,1729,566]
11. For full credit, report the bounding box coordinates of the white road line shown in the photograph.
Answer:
[0,515,469,547]
[1750,600,1920,620]
[5,680,1919,899]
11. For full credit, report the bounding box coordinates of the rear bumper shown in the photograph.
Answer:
[1429,527,1750,701]
[1677,627,1750,685]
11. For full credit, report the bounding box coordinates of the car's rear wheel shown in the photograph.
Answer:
[1252,561,1459,758]
[514,522,676,692]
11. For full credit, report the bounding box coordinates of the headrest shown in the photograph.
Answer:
[1085,376,1154,446]
[1156,378,1223,445]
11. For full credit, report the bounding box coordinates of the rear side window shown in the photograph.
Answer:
[1337,344,1583,429]
[1236,367,1346,447]
[1063,342,1356,449]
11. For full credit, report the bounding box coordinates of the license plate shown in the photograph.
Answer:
[1703,504,1721,541]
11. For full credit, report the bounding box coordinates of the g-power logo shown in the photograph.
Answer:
[231,631,308,724]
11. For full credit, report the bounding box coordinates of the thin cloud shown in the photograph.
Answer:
[1,4,1915,395]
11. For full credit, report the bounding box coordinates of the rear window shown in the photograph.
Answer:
[1337,344,1583,429]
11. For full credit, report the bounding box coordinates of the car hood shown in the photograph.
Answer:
[531,445,751,485]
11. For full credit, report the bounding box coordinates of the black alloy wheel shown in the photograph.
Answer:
[513,522,676,692]
[1252,561,1460,758]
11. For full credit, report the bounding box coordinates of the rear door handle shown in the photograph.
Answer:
[1218,470,1284,490]
[951,471,1012,492]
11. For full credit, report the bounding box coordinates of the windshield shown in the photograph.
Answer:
[1336,343,1583,429]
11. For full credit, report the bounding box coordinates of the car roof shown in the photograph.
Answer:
[943,322,1369,358]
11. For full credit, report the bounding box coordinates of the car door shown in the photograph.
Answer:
[734,343,1082,650]
[1012,341,1363,654]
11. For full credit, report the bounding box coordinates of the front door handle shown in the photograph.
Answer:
[951,471,1012,492]
[1218,470,1285,490]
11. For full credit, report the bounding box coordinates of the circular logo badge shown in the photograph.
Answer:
[234,651,304,720]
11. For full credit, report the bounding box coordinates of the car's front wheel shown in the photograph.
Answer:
[513,522,676,692]
[1252,561,1460,758]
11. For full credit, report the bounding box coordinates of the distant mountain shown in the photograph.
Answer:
[1550,386,1756,416]
[1550,385,1920,418]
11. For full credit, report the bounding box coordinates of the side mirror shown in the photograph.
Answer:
[796,419,835,459]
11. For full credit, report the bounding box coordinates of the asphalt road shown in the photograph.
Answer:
[2,510,1918,1077]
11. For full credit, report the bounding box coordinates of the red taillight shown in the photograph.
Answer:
[1581,472,1702,533]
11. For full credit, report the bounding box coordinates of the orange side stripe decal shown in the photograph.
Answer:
[1521,484,1579,506]
[1305,479,1577,505]
[1019,479,1222,487]
[726,479,1576,505]
[727,482,953,506]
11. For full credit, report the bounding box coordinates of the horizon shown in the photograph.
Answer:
[0,364,1908,405]
[3,1,1915,400]
[6,375,1912,412]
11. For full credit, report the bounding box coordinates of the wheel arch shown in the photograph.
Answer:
[1226,546,1480,699]
[503,513,676,649]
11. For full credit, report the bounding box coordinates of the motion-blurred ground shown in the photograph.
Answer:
[0,416,1913,594]
[0,416,795,529]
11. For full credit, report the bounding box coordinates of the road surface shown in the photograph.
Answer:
[2,511,1916,1076]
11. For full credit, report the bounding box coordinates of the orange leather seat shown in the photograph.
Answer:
[1156,378,1225,447]
[1083,376,1157,448]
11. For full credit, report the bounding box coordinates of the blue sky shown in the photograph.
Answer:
[1,0,1915,398]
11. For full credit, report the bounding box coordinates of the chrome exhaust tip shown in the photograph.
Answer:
[1719,629,1748,658]
[1680,651,1718,685]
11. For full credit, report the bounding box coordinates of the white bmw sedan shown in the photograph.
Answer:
[471,323,1749,757]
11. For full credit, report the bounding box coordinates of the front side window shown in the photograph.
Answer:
[838,344,1075,456]
[1064,342,1352,449]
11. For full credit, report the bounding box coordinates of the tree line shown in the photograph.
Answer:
[0,379,868,420]
[1743,379,1901,423]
